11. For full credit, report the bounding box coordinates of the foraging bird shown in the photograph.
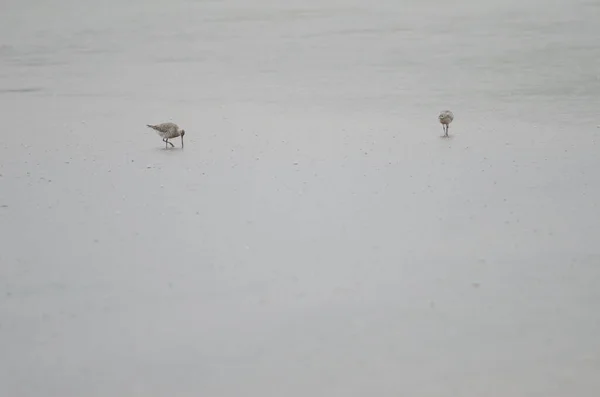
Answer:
[438,110,454,137]
[147,122,185,148]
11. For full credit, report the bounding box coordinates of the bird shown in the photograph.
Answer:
[438,110,454,137]
[146,122,185,148]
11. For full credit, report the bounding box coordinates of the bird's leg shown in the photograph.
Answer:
[446,125,449,137]
[167,140,174,148]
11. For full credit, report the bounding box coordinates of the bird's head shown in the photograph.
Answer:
[180,129,185,137]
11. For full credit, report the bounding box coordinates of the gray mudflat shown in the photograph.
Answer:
[1,0,599,396]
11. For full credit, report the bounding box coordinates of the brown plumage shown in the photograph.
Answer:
[147,122,185,148]
[438,110,454,137]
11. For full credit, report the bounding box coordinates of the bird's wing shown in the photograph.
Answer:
[160,122,179,133]
[147,123,174,133]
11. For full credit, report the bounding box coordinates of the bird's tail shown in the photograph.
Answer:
[146,124,157,131]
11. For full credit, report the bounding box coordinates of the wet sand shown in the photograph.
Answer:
[1,0,600,396]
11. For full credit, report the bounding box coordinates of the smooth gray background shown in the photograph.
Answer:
[1,0,599,396]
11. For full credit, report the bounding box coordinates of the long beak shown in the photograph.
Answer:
[181,136,184,148]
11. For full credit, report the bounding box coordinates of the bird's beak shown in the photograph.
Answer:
[181,136,184,148]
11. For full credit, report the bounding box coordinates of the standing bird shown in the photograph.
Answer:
[438,110,454,137]
[147,122,185,148]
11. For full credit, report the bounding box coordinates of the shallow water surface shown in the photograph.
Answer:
[1,0,599,396]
